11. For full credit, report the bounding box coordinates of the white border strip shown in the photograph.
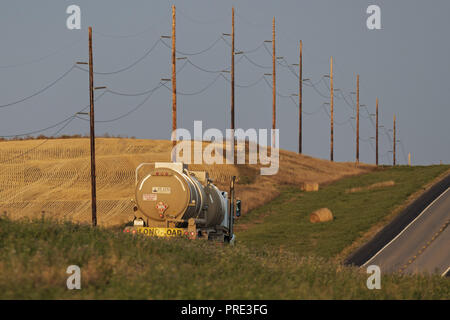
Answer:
[362,187,450,267]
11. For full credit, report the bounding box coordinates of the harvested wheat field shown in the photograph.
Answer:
[0,138,373,226]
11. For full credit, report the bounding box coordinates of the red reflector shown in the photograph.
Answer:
[126,229,130,233]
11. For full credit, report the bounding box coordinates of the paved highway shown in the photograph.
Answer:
[363,187,450,275]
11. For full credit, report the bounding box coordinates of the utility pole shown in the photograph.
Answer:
[376,97,379,166]
[356,74,360,164]
[231,7,235,136]
[393,114,396,166]
[330,56,334,162]
[272,17,276,147]
[88,27,97,227]
[298,40,303,154]
[172,5,177,150]
[76,28,106,227]
[223,8,241,162]
[231,7,236,163]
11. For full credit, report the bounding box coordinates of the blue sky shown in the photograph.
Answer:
[0,0,449,165]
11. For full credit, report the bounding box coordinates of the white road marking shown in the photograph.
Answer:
[441,266,450,277]
[362,187,450,267]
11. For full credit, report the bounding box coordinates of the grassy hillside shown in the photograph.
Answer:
[0,217,448,300]
[0,165,449,299]
[236,165,450,259]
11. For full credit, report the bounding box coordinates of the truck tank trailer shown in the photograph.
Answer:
[123,162,240,243]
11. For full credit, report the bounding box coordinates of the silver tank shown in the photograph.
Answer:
[135,163,225,228]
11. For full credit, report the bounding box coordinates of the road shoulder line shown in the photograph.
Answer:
[344,172,450,267]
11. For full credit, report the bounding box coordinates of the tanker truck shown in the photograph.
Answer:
[123,162,240,243]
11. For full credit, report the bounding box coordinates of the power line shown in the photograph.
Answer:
[288,97,327,116]
[306,79,330,99]
[162,74,224,96]
[382,126,393,148]
[235,44,333,102]
[0,116,74,138]
[277,57,302,79]
[331,69,391,151]
[222,36,267,56]
[238,40,338,106]
[324,105,352,126]
[185,58,230,74]
[160,36,226,56]
[303,103,328,116]
[75,38,163,75]
[312,60,360,106]
[221,74,265,88]
[1,91,107,138]
[262,76,291,98]
[107,85,161,97]
[349,119,371,142]
[239,42,266,54]
[0,36,84,69]
[76,83,165,124]
[0,7,408,165]
[92,8,169,39]
[3,115,77,139]
[261,47,334,100]
[242,54,271,69]
[303,77,326,87]
[106,60,188,97]
[176,6,231,25]
[268,54,326,89]
[335,89,356,111]
[0,115,78,164]
[0,64,77,108]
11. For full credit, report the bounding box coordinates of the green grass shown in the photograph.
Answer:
[0,217,448,299]
[1,165,449,299]
[236,165,450,258]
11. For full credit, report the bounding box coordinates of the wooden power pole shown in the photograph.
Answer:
[393,114,396,166]
[231,7,236,163]
[330,56,334,162]
[231,7,235,135]
[88,27,97,227]
[356,74,360,164]
[376,97,379,166]
[272,17,276,147]
[298,40,303,154]
[172,5,177,149]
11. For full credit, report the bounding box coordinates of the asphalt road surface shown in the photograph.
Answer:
[363,187,450,275]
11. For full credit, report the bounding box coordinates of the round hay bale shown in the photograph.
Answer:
[302,182,319,192]
[309,208,333,223]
